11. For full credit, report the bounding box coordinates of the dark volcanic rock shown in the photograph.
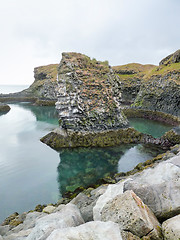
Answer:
[55,52,128,131]
[112,63,155,104]
[159,49,180,65]
[0,64,58,105]
[133,50,180,116]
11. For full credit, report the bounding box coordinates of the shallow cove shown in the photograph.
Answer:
[128,117,173,138]
[0,102,174,223]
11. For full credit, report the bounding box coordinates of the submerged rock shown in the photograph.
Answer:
[0,103,10,113]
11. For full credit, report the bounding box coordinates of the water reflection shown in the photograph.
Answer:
[57,144,164,195]
[16,102,59,125]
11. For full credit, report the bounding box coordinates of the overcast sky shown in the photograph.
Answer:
[0,0,179,85]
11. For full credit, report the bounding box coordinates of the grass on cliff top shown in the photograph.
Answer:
[35,64,58,81]
[112,63,155,73]
[113,63,156,82]
[145,62,180,84]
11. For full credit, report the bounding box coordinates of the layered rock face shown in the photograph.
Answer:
[55,52,128,131]
[26,64,58,101]
[133,49,180,116]
[0,103,10,113]
[112,63,155,105]
[0,64,58,105]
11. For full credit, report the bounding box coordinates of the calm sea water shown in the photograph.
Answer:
[0,85,29,94]
[0,86,173,223]
[129,118,173,138]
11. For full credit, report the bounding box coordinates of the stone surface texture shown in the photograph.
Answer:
[133,49,180,116]
[26,204,84,240]
[112,63,155,104]
[46,221,122,240]
[93,179,131,221]
[42,206,56,214]
[70,185,108,222]
[55,52,128,131]
[162,214,180,240]
[124,155,180,221]
[101,190,162,239]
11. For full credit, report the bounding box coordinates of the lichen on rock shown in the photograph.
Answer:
[55,52,128,131]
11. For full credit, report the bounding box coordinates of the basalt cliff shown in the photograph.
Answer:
[41,50,180,149]
[132,49,180,116]
[0,64,58,106]
[55,52,128,131]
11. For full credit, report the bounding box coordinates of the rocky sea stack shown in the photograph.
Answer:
[55,52,128,131]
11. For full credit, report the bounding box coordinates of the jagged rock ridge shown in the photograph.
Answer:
[55,52,128,131]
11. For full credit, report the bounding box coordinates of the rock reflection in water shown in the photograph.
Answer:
[18,102,59,125]
[57,147,126,194]
[57,144,164,195]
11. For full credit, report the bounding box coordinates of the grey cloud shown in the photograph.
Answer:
[0,0,179,84]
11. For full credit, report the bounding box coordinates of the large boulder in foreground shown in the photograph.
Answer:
[26,204,84,240]
[46,221,122,240]
[124,154,180,221]
[100,190,162,239]
[55,52,128,131]
[162,214,180,240]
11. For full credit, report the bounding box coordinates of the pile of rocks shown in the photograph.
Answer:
[1,146,180,239]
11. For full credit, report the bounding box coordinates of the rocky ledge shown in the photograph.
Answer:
[41,125,180,150]
[0,103,10,113]
[0,64,58,106]
[1,145,180,240]
[132,49,180,116]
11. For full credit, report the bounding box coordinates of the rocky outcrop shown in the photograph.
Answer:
[40,127,144,149]
[47,221,122,240]
[101,190,162,239]
[132,50,180,116]
[159,49,180,66]
[162,214,180,240]
[1,150,180,240]
[55,52,128,131]
[0,64,58,106]
[123,108,180,126]
[124,154,180,221]
[0,103,10,113]
[112,63,155,105]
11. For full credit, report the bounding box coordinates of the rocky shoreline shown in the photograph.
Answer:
[0,144,180,239]
[0,50,180,239]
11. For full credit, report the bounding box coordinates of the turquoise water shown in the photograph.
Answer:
[129,118,173,138]
[0,87,174,223]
